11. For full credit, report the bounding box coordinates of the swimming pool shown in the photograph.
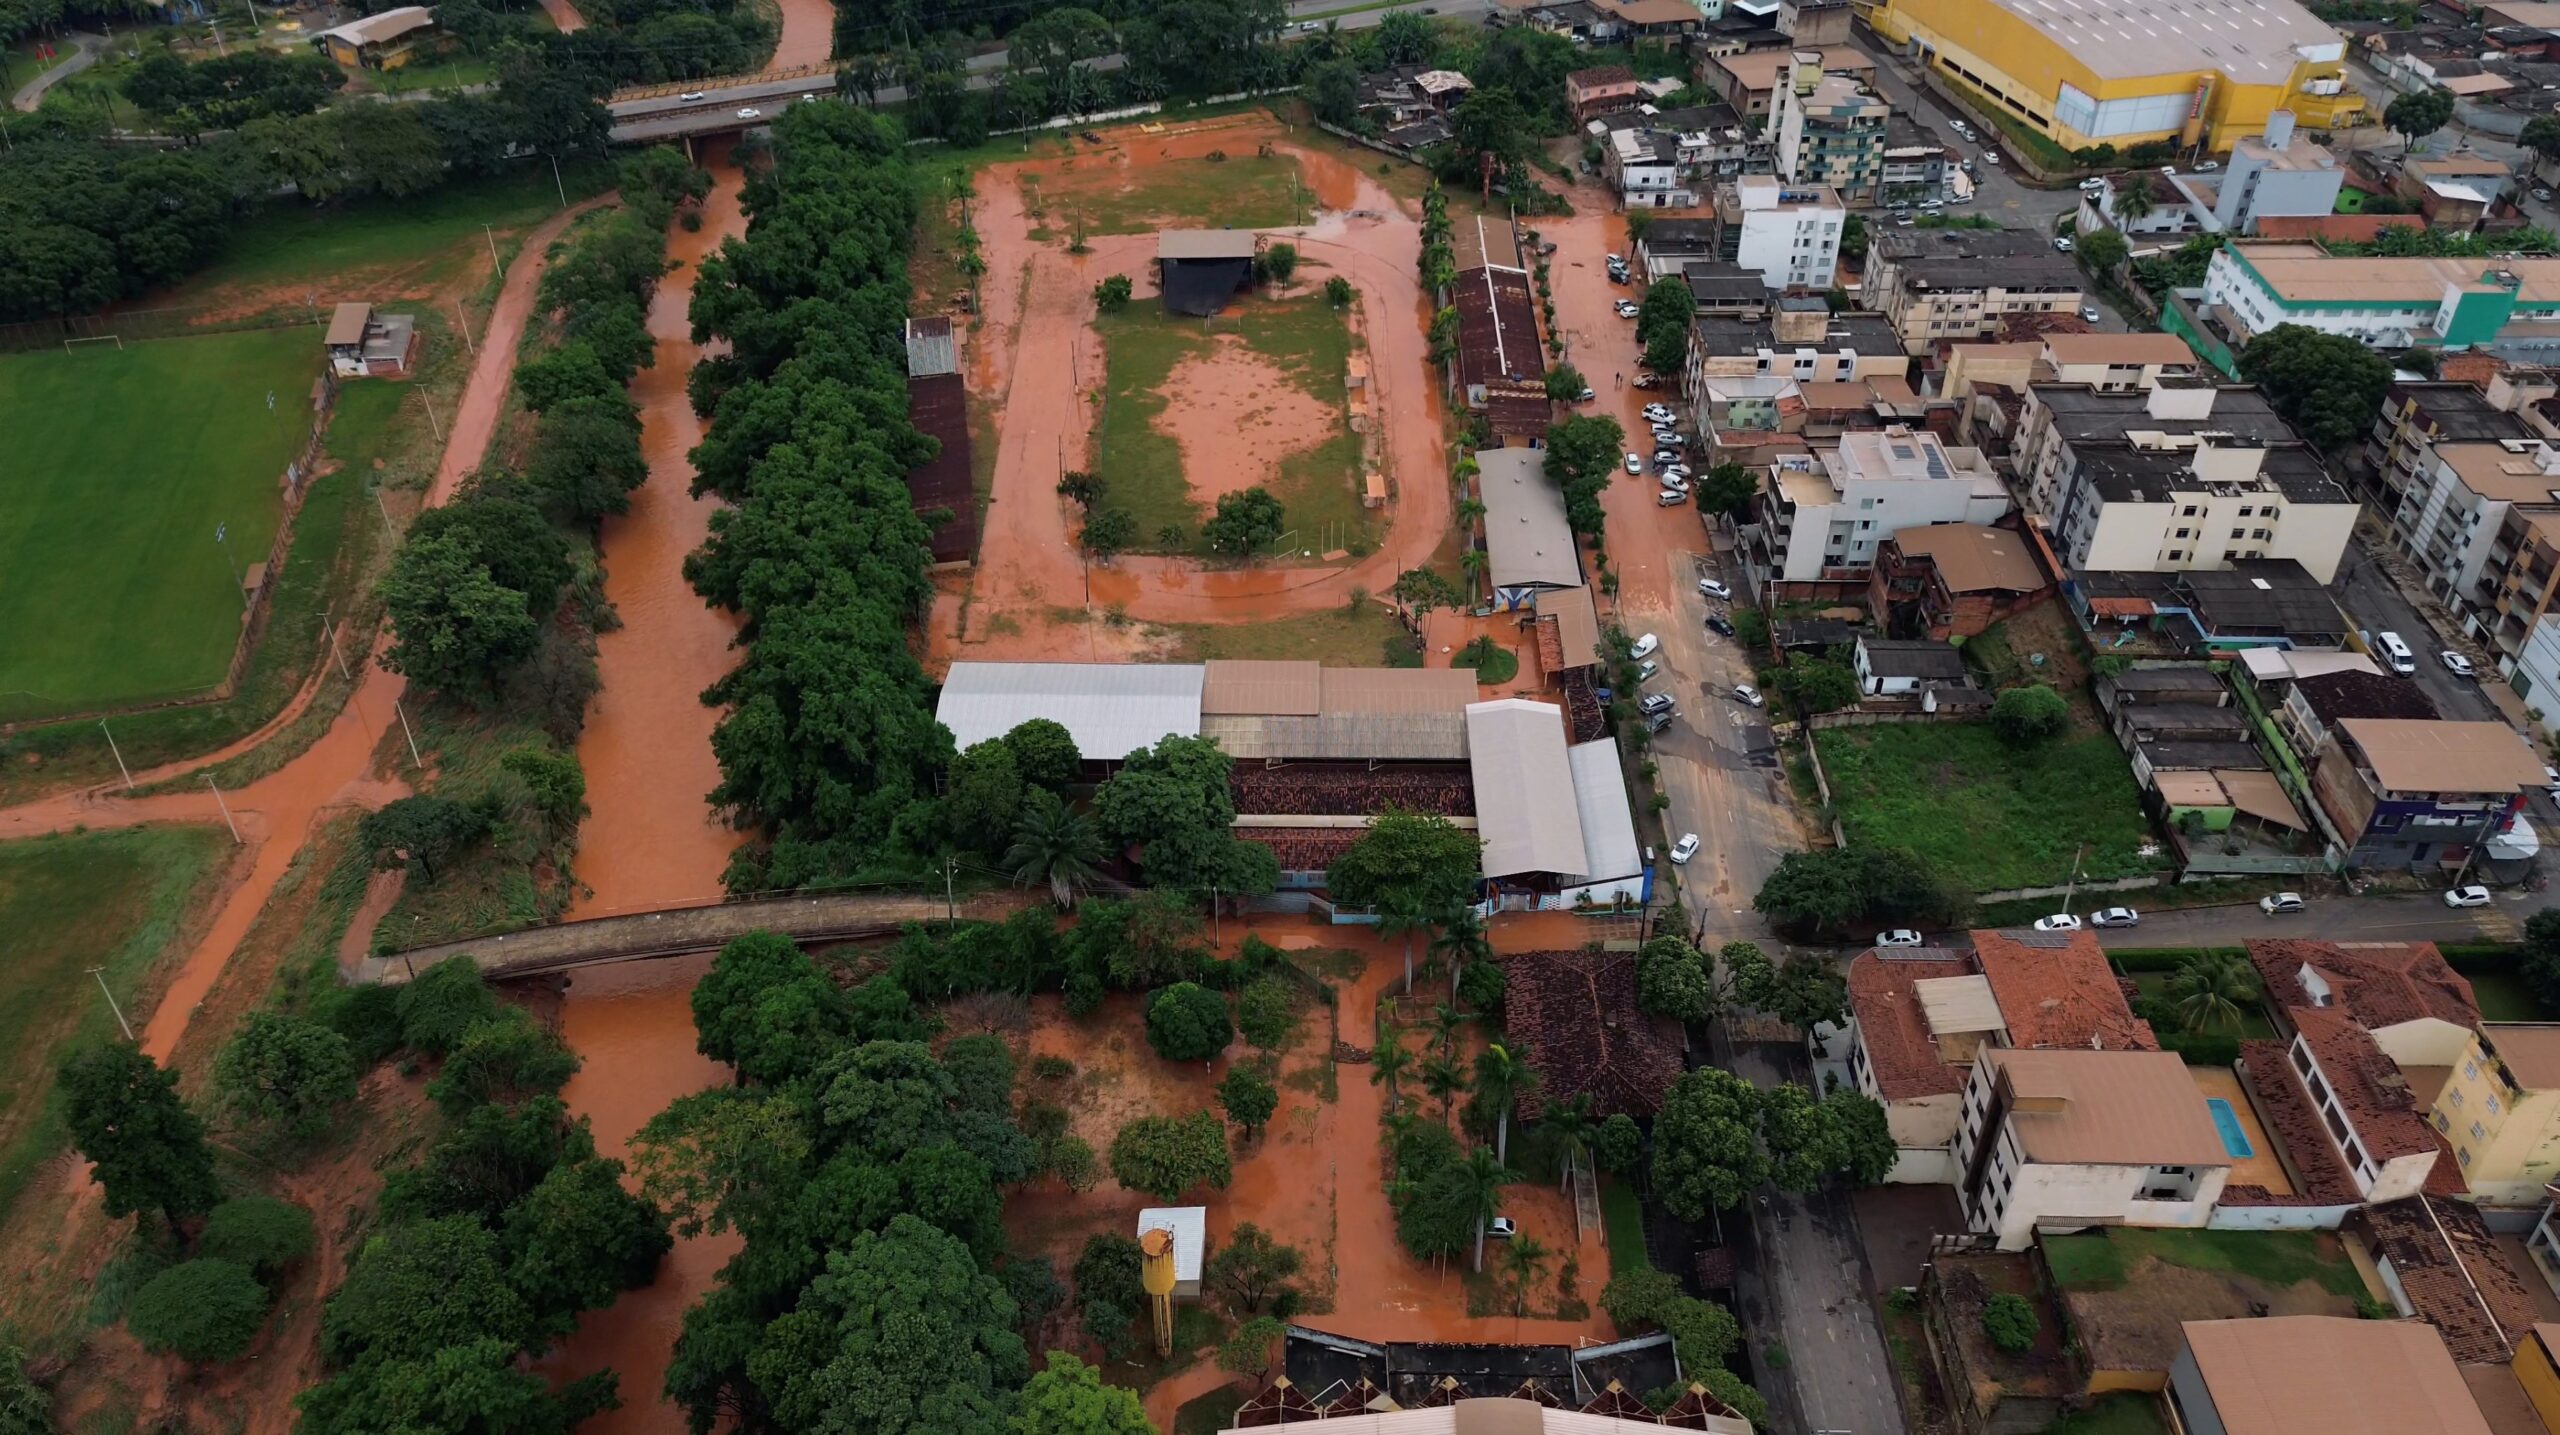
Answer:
[2205,1097,2255,1159]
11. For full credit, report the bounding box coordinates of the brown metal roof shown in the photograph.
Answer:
[324,302,371,347]
[1321,666,1478,714]
[1888,523,2045,594]
[1542,586,1603,671]
[1201,660,1321,716]
[1987,1048,2227,1167]
[2340,718,2546,795]
[2181,1316,2492,1435]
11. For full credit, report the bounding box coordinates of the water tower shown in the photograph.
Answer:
[1139,1227,1179,1358]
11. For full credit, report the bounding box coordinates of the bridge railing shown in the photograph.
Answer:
[609,62,836,105]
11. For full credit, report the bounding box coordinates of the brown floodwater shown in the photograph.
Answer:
[544,149,754,1432]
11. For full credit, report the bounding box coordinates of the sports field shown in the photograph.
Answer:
[0,328,321,719]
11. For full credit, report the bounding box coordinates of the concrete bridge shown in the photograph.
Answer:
[606,64,838,144]
[352,887,1041,984]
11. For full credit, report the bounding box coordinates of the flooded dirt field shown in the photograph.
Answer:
[1158,337,1337,504]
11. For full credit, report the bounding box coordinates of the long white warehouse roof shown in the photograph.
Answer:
[935,661,1205,760]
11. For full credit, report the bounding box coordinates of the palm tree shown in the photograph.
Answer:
[1004,791,1102,908]
[1434,910,1493,1004]
[2110,175,2156,228]
[1427,1002,1471,1057]
[1473,1043,1538,1167]
[1381,895,1434,996]
[1457,1148,1520,1273]
[1421,1053,1467,1131]
[1500,1235,1552,1316]
[2167,952,2254,1035]
[1456,498,1488,527]
[1544,1094,1596,1193]
[1370,1031,1416,1113]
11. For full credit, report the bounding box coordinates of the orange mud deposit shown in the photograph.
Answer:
[1157,337,1337,503]
[932,115,1452,668]
[545,146,758,1434]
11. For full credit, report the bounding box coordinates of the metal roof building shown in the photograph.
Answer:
[1477,448,1582,603]
[935,662,1204,759]
[1465,701,1641,891]
[1198,661,1477,761]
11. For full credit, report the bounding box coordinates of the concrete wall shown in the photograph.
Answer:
[1989,1162,2229,1250]
[2206,1201,2356,1231]
[2168,1345,2224,1435]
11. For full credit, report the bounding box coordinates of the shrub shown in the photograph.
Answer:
[1601,1267,1681,1330]
[1990,685,2069,745]
[126,1258,270,1363]
[1093,273,1133,311]
[1238,976,1296,1050]
[1145,982,1233,1062]
[1981,1292,2040,1353]
[199,1196,316,1283]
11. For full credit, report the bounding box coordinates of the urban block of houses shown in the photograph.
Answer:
[1566,64,1645,123]
[1352,65,1475,148]
[1744,424,2009,595]
[1591,103,1772,209]
[1851,634,1971,698]
[1864,228,2086,354]
[1447,220,1550,444]
[1867,520,2054,640]
[1716,175,1845,291]
[1685,296,1906,405]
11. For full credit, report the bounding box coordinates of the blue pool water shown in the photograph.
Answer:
[2205,1097,2254,1159]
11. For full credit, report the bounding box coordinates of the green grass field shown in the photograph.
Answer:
[0,329,324,720]
[1813,721,2168,894]
[178,161,612,299]
[0,828,230,1218]
[1024,152,1305,237]
[1093,294,1374,554]
[2043,1228,2365,1299]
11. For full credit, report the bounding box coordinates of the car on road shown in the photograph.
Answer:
[737,107,763,119]
[1636,658,1659,681]
[2052,235,2074,252]
[1670,833,1701,864]
[1643,402,1676,419]
[2079,176,2107,192]
[1624,451,1642,474]
[680,90,706,101]
[1639,692,1676,715]
[1645,709,1674,733]
[1705,613,1735,636]
[2092,906,2140,928]
[2539,187,2556,202]
[1699,577,1731,599]
[1732,682,1763,707]
[1614,300,1641,318]
[1631,374,1661,389]
[2441,650,2477,679]
[2033,913,2084,932]
[2081,305,2103,323]
[1894,214,1915,226]
[2196,159,2219,172]
[1575,386,1595,402]
[1656,489,1688,506]
[2260,891,2307,915]
[1982,149,2001,166]
[1630,632,1659,659]
[1653,450,1682,469]
[1653,430,1685,447]
[1877,929,1925,947]
[2445,884,2494,908]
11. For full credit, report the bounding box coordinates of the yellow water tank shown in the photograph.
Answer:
[1140,1228,1178,1297]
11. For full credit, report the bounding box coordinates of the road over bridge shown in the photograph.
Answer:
[353,887,1041,984]
[606,65,839,143]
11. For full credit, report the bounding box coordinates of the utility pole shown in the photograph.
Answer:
[550,152,568,208]
[206,774,241,844]
[483,222,501,272]
[2059,842,2088,918]
[394,699,423,769]
[322,609,352,680]
[98,720,133,790]
[944,854,956,922]
[88,968,134,1042]
[418,389,444,442]
[455,300,475,354]
[373,486,398,544]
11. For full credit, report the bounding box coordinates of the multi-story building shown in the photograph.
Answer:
[1606,128,1699,208]
[1702,42,1873,119]
[1869,523,2053,639]
[1685,298,1904,396]
[1953,1046,2232,1251]
[2385,437,2560,666]
[1595,103,1773,205]
[1748,424,2010,589]
[1879,115,1949,199]
[2201,242,2560,351]
[1864,228,2084,354]
[1865,0,2362,154]
[2036,332,2200,392]
[2308,716,2546,872]
[1565,64,1643,124]
[2275,1003,2445,1204]
[2013,379,2357,584]
[2367,379,2534,515]
[2431,1024,2560,1207]
[1718,175,1844,292]
[1771,51,1885,202]
[2202,111,2345,234]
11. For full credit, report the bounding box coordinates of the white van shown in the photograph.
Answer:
[2376,630,2417,675]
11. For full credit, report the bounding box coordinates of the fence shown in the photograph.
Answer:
[0,301,324,355]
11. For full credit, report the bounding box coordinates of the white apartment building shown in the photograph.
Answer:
[1752,424,2009,584]
[2388,437,2560,619]
[2016,380,2358,583]
[1954,1047,2232,1252]
[1725,175,1844,292]
[1770,51,1884,202]
[1606,127,1699,208]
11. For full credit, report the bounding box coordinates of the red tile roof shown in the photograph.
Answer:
[2239,1038,2364,1206]
[2291,1004,2444,1163]
[1973,929,2160,1052]
[1847,951,1975,1101]
[2248,940,2479,1033]
[2359,1196,2539,1365]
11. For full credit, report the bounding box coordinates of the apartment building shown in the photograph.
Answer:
[1718,176,1844,292]
[1607,127,1699,208]
[1594,104,1773,211]
[2013,380,2356,584]
[2278,1004,2445,1204]
[2367,379,2534,515]
[1684,299,1905,399]
[1769,51,1884,202]
[1954,1046,2231,1251]
[1748,424,2009,589]
[1864,228,2084,354]
[2388,437,2560,664]
[2432,1024,2560,1206]
[2201,242,2560,351]
[2308,717,2546,873]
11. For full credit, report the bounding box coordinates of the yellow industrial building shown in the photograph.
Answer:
[1867,0,2365,155]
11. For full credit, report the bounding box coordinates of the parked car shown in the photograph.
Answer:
[1488,1216,1518,1238]
[2081,305,2103,323]
[1894,215,1916,227]
[1982,150,2001,166]
[2079,176,2107,192]
[2544,763,2560,797]
[2260,891,2307,915]
[1653,450,1682,468]
[1705,613,1735,636]
[1636,659,1660,681]
[1631,374,1661,389]
[2092,906,2140,928]
[2032,913,2084,932]
[2053,235,2074,252]
[1639,692,1676,715]
[1670,833,1701,864]
[1654,431,1685,448]
[1615,300,1641,318]
[1732,682,1763,707]
[1642,404,1676,422]
[2539,187,2556,202]
[1645,709,1675,733]
[1659,465,1692,484]
[2196,159,2220,172]
[1575,386,1596,402]
[1656,489,1688,506]
[1630,633,1659,659]
[1877,929,1925,947]
[1698,577,1731,600]
[2441,650,2477,679]
[1624,451,1643,474]
[2445,884,2494,908]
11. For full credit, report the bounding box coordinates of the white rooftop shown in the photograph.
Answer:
[1136,1206,1206,1281]
[1978,0,2347,86]
[1915,974,2006,1036]
[935,662,1203,760]
[1465,700,1591,879]
[1565,739,1642,885]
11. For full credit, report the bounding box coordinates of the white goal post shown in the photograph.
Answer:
[62,334,123,352]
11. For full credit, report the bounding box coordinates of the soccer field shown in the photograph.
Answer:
[0,329,322,720]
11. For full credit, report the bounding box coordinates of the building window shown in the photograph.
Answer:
[2488,1094,2502,1114]
[2472,1121,2488,1141]
[2451,1088,2465,1108]
[2230,528,2247,540]
[2176,528,2192,539]
[2465,1059,2480,1079]
[2223,550,2240,562]
[2460,1146,2474,1166]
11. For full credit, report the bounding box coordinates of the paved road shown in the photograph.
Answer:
[10,30,104,113]
[2334,539,2507,725]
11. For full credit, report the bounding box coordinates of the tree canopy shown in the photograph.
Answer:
[61,1042,220,1235]
[2236,324,2393,454]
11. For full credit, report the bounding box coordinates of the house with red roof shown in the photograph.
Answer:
[2248,939,2481,1068]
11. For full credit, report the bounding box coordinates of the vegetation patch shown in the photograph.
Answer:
[1157,604,1417,667]
[1812,721,2166,893]
[1025,153,1305,237]
[2042,1228,2364,1299]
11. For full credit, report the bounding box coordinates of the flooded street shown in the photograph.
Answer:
[546,144,758,1432]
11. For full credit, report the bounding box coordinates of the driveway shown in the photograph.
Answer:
[11,31,104,114]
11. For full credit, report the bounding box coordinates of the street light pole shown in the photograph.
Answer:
[483,222,501,272]
[88,968,134,1042]
[205,774,242,844]
[99,720,133,791]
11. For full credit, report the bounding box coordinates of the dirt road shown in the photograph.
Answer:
[933,116,1452,667]
[770,0,833,68]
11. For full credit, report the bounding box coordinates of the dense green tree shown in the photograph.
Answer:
[2076,228,2129,273]
[381,532,542,697]
[1981,1292,2040,1352]
[213,1010,359,1140]
[1652,1068,1769,1221]
[1753,848,1959,936]
[322,1215,536,1365]
[1203,486,1287,557]
[1826,1088,1898,1188]
[1636,937,1719,1023]
[299,1339,615,1435]
[1306,56,1361,126]
[127,1258,270,1363]
[1449,87,1535,183]
[2385,85,2454,151]
[1542,414,1626,534]
[1659,1296,1741,1370]
[394,956,504,1056]
[201,1196,318,1283]
[427,1008,582,1114]
[60,1042,219,1237]
[1637,275,1694,375]
[1006,790,1106,908]
[378,1095,588,1226]
[1001,718,1082,791]
[1730,946,1850,1033]
[359,795,491,884]
[1107,1110,1232,1200]
[1146,982,1233,1062]
[502,1155,674,1326]
[1595,1112,1644,1174]
[1094,736,1274,895]
[1080,506,1138,562]
[1544,363,1588,402]
[1014,1351,1152,1435]
[1600,1266,1681,1331]
[1327,807,1482,989]
[0,1339,49,1435]
[691,931,851,1086]
[1991,685,2070,744]
[1694,461,1758,522]
[2237,323,2393,453]
[502,745,589,827]
[1217,1064,1279,1139]
[1374,7,1438,63]
[1206,1222,1302,1313]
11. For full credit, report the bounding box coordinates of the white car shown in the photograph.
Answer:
[1698,577,1731,600]
[1636,659,1660,681]
[1655,489,1688,506]
[1982,150,2001,166]
[1488,1215,1518,1238]
[1642,404,1676,422]
[2260,892,2306,915]
[2442,650,2477,679]
[737,107,763,119]
[1877,929,1924,947]
[1732,683,1764,708]
[2544,763,2560,797]
[2092,906,2140,928]
[680,90,707,102]
[2445,884,2494,908]
[1669,833,1701,864]
[1615,300,1641,318]
[1630,633,1659,659]
[1625,452,1643,475]
[2081,305,2103,323]
[1639,692,1676,715]
[1659,465,1692,484]
[2196,159,2220,172]
[2053,236,2074,252]
[2032,913,2085,932]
